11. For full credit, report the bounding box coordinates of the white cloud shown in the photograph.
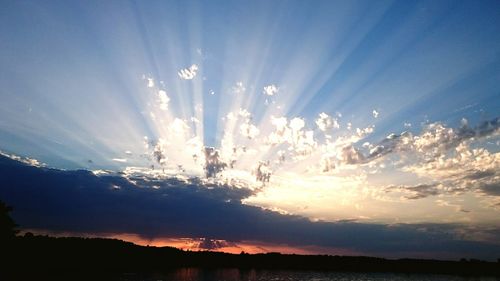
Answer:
[315,112,339,131]
[263,84,279,96]
[238,108,251,119]
[158,90,170,110]
[372,110,379,118]
[240,122,260,139]
[226,112,236,121]
[178,64,199,80]
[0,151,45,167]
[403,142,500,197]
[289,117,305,132]
[232,81,246,94]
[271,116,288,133]
[147,77,154,88]
[169,118,190,135]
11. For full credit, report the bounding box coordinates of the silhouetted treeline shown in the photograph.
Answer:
[2,234,500,277]
[0,200,18,240]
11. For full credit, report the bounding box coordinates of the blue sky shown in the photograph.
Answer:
[0,0,499,259]
[1,0,499,165]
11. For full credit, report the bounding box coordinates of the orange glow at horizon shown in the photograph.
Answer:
[22,229,360,256]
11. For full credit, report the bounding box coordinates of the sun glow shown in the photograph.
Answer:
[0,0,499,228]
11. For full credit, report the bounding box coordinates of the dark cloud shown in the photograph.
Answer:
[203,147,227,178]
[1,154,500,260]
[367,132,411,161]
[386,183,441,200]
[464,170,497,180]
[480,182,500,196]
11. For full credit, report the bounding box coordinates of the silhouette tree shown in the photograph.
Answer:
[0,200,18,242]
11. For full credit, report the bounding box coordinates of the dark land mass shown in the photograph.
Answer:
[1,234,500,279]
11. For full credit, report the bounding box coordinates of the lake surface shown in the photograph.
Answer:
[118,268,500,281]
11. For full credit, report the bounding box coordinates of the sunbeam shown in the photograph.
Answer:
[1,0,500,261]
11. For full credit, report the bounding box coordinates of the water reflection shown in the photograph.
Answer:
[119,268,499,281]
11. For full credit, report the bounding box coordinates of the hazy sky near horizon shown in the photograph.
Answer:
[0,0,499,259]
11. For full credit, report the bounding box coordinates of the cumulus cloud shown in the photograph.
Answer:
[360,117,500,199]
[0,151,45,167]
[263,84,278,96]
[315,112,339,131]
[289,118,305,132]
[232,82,246,94]
[268,116,290,145]
[238,108,251,119]
[356,117,499,166]
[254,161,271,184]
[178,64,199,80]
[169,118,190,135]
[240,122,259,139]
[372,110,379,118]
[203,147,226,178]
[403,142,500,197]
[158,90,170,110]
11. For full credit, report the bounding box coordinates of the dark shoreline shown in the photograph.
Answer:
[2,235,500,278]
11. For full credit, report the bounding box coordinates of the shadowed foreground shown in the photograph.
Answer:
[2,234,500,279]
[1,199,500,279]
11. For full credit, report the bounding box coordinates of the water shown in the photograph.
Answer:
[118,268,500,281]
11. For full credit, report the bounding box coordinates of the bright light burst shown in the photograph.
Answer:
[90,71,499,225]
[0,0,499,226]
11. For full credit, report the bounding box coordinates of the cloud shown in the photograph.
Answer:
[169,118,190,135]
[402,141,499,197]
[203,147,226,178]
[289,118,305,132]
[198,238,235,250]
[240,122,259,139]
[158,90,170,110]
[386,183,441,200]
[2,154,500,260]
[340,117,499,167]
[315,112,339,132]
[178,64,199,80]
[232,82,246,94]
[366,131,412,160]
[263,84,278,96]
[0,151,45,167]
[147,77,154,88]
[372,110,379,118]
[364,118,500,199]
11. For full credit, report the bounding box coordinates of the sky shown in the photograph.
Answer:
[0,0,499,260]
